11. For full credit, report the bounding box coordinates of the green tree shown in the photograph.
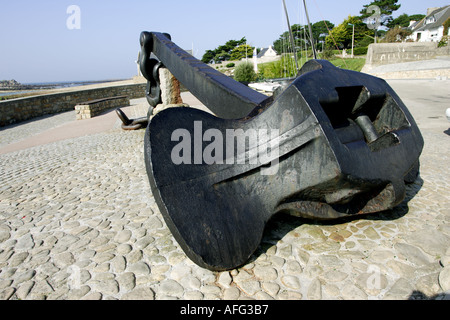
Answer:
[273,24,306,53]
[273,22,335,53]
[201,37,247,63]
[311,20,334,50]
[230,44,255,61]
[359,0,401,27]
[202,50,215,64]
[325,16,371,49]
[386,13,425,29]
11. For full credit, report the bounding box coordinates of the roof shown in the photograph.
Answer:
[257,46,278,58]
[412,5,450,32]
[257,48,269,58]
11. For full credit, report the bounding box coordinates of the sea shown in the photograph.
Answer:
[0,79,124,97]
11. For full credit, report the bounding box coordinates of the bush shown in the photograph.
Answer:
[320,46,334,60]
[233,62,256,83]
[385,26,412,43]
[438,36,448,48]
[353,47,368,55]
[226,62,235,68]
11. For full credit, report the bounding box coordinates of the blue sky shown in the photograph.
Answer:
[0,0,448,83]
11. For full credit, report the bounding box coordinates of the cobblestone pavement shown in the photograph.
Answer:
[0,83,449,300]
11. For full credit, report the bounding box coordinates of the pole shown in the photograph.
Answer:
[352,24,355,58]
[282,0,299,71]
[303,0,317,59]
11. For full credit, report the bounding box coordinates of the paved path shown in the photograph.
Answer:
[0,84,449,300]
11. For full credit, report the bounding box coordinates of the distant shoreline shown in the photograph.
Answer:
[0,79,129,98]
[0,79,127,91]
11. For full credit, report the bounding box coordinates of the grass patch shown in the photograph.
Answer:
[257,56,367,80]
[328,57,366,72]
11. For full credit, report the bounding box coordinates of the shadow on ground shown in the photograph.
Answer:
[252,175,424,263]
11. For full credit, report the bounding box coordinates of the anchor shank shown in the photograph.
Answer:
[140,32,272,119]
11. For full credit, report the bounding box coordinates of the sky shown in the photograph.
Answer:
[0,0,449,83]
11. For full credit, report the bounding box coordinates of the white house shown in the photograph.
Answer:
[409,6,450,42]
[256,46,280,63]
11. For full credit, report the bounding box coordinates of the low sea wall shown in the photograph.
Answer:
[364,42,438,67]
[362,42,450,74]
[0,82,146,127]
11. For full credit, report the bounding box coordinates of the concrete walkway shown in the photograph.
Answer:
[0,83,449,300]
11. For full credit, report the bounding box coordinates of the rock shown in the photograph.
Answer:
[253,265,278,281]
[92,280,119,296]
[66,285,91,300]
[237,280,260,296]
[114,230,132,243]
[439,266,450,292]
[394,243,431,266]
[440,254,450,267]
[416,273,441,297]
[92,252,115,264]
[159,279,184,298]
[341,283,368,300]
[320,270,348,283]
[285,260,302,274]
[122,287,155,300]
[0,287,15,300]
[127,261,151,276]
[217,272,232,288]
[223,287,240,300]
[13,270,36,286]
[117,272,136,292]
[16,234,34,251]
[9,252,29,267]
[405,228,450,257]
[135,236,154,249]
[179,275,201,290]
[363,227,380,240]
[111,256,127,273]
[0,228,11,243]
[81,292,103,300]
[53,252,75,268]
[16,281,35,300]
[200,285,221,296]
[384,278,413,299]
[307,278,322,300]
[262,282,280,297]
[281,275,301,290]
[116,243,132,255]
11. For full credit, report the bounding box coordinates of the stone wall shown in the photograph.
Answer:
[0,83,146,127]
[361,42,447,74]
[365,42,438,66]
[75,96,130,120]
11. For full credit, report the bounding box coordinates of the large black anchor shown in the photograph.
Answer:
[140,32,423,271]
